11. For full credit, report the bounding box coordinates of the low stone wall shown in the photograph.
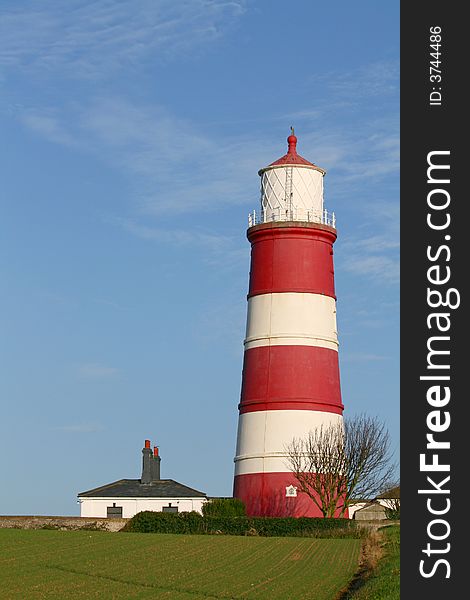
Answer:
[0,515,128,532]
[355,519,400,531]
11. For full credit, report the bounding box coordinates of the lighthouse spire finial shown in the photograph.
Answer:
[287,126,297,154]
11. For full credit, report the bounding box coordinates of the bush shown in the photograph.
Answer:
[123,511,360,538]
[202,498,246,518]
[122,511,204,534]
[385,506,400,520]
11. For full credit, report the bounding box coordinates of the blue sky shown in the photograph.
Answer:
[0,1,399,515]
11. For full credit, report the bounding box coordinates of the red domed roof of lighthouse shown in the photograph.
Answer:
[258,129,325,175]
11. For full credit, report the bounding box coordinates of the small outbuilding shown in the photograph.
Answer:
[349,486,400,520]
[78,440,207,518]
[352,501,387,521]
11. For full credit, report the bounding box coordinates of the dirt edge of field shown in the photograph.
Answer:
[334,527,386,600]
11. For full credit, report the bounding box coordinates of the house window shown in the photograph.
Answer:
[162,503,178,513]
[107,503,123,518]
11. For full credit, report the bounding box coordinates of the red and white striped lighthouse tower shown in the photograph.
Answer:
[233,130,344,517]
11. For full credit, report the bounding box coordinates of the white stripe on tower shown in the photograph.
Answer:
[244,292,338,351]
[235,410,343,475]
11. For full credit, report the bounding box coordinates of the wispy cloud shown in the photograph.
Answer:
[10,36,398,288]
[350,234,399,254]
[20,109,78,147]
[0,0,246,78]
[19,96,399,215]
[51,422,103,433]
[193,298,246,356]
[282,59,399,194]
[18,98,270,216]
[18,96,399,286]
[112,216,249,269]
[308,60,399,103]
[338,196,399,286]
[90,297,129,311]
[114,216,232,250]
[76,362,119,380]
[342,254,399,285]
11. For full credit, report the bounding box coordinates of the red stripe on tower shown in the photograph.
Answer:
[248,223,337,298]
[240,345,343,415]
[233,130,346,517]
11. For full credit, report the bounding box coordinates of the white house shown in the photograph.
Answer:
[375,486,400,511]
[78,440,207,518]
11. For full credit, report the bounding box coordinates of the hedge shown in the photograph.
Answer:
[202,498,246,517]
[122,511,360,538]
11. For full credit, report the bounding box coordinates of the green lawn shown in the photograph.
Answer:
[0,529,361,599]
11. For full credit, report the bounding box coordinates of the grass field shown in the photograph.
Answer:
[0,529,361,599]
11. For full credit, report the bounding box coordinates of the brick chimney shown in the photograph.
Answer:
[141,439,152,484]
[151,446,161,481]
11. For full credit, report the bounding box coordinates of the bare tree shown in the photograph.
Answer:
[378,481,401,520]
[285,414,395,518]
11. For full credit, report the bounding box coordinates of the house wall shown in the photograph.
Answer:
[354,504,387,521]
[78,497,207,518]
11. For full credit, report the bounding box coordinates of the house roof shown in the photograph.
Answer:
[78,478,207,499]
[377,486,400,499]
[355,501,386,513]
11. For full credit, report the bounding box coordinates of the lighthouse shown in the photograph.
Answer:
[233,130,344,517]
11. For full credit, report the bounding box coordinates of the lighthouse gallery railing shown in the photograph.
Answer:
[248,207,336,228]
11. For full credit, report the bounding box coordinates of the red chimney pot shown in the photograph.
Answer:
[144,439,151,449]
